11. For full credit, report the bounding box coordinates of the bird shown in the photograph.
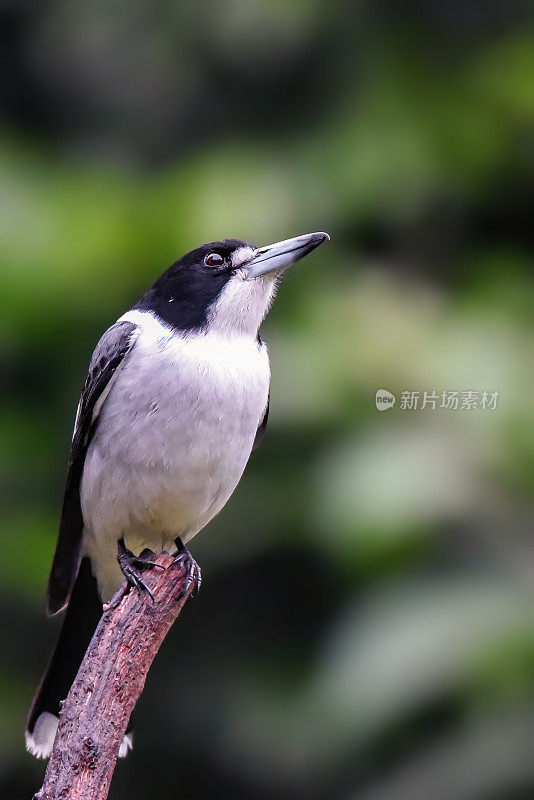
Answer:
[26,230,330,760]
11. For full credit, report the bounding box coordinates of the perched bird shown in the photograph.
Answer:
[26,231,329,760]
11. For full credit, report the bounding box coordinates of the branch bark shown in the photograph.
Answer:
[34,552,197,800]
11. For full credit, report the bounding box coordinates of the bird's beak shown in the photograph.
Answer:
[245,231,330,280]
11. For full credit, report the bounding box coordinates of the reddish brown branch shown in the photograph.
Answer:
[34,552,197,800]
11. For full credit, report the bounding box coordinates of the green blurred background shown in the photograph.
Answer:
[1,2,533,798]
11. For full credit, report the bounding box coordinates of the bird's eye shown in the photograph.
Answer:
[204,253,224,267]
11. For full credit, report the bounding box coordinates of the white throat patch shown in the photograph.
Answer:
[208,247,277,338]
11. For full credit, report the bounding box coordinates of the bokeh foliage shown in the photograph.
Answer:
[1,1,533,798]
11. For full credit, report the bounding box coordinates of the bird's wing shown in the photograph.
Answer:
[47,320,139,614]
[252,394,269,451]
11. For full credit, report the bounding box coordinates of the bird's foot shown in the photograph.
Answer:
[117,538,165,603]
[173,537,202,597]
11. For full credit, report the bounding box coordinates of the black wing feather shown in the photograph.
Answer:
[252,394,269,451]
[47,321,138,615]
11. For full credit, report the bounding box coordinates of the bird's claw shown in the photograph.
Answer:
[117,539,162,603]
[173,537,202,598]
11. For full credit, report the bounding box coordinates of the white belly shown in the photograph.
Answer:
[80,311,269,600]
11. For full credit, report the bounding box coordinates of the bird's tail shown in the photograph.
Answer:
[26,557,103,759]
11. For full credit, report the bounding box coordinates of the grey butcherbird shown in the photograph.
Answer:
[26,231,330,760]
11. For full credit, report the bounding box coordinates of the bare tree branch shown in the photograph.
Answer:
[34,552,198,800]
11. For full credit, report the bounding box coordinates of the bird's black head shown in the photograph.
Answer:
[135,232,329,336]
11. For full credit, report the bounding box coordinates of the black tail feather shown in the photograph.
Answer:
[27,558,102,743]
